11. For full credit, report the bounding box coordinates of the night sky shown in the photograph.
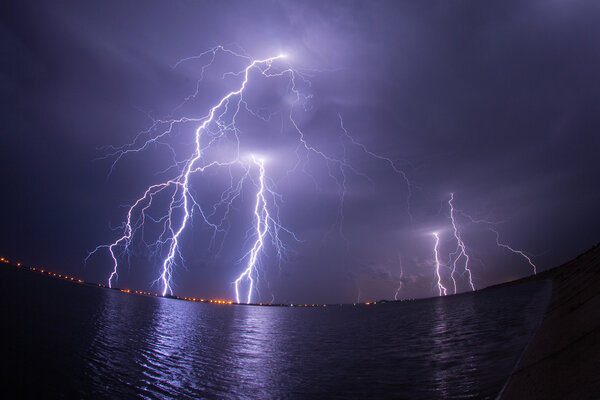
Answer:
[1,0,599,304]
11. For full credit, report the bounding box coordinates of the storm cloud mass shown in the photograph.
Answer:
[1,0,599,303]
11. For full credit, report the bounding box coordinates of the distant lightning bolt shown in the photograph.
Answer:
[432,232,447,296]
[431,193,539,295]
[394,254,404,300]
[337,115,412,221]
[448,193,475,292]
[450,194,538,275]
[491,229,537,275]
[87,46,412,302]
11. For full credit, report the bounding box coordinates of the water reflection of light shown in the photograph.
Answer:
[430,297,452,398]
[79,282,550,399]
[85,290,163,398]
[85,291,287,397]
[226,306,287,398]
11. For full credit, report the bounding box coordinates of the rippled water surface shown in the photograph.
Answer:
[5,267,551,399]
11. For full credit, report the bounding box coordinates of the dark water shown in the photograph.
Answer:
[5,267,551,399]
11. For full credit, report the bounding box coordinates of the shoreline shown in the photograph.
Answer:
[4,243,599,398]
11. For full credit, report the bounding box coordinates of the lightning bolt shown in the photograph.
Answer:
[491,229,537,275]
[450,195,537,275]
[429,193,538,296]
[394,254,404,301]
[432,232,447,296]
[234,156,268,304]
[85,181,174,289]
[448,193,475,292]
[87,46,412,303]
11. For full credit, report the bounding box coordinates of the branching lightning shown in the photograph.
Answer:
[448,193,475,292]
[87,46,412,303]
[452,198,537,275]
[429,193,538,297]
[491,229,537,275]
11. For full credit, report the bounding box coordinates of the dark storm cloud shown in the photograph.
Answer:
[1,0,599,303]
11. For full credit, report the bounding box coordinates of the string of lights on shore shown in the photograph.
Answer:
[1,256,415,307]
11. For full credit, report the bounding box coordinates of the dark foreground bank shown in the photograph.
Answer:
[499,243,600,399]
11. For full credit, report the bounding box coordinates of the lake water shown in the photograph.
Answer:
[5,267,551,399]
